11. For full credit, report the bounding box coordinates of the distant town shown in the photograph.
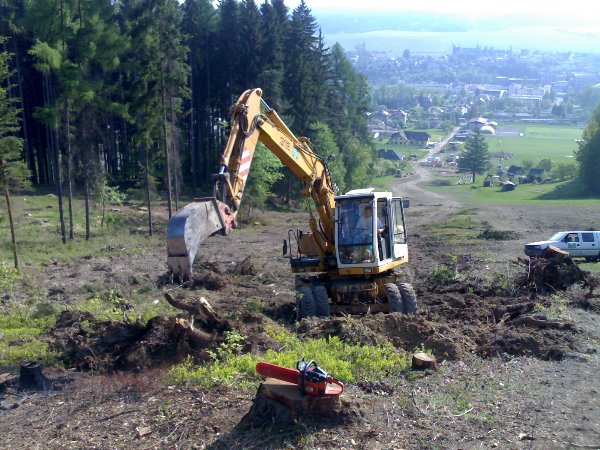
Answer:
[348,45,600,136]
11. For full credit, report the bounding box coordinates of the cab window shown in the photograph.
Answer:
[563,233,579,243]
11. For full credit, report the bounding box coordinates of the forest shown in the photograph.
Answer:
[0,0,374,239]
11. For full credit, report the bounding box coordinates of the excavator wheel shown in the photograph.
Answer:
[296,286,316,319]
[384,283,403,313]
[398,282,418,315]
[312,285,330,317]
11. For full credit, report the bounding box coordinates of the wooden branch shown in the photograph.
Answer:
[164,291,197,315]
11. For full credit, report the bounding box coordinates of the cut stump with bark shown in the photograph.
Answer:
[18,361,51,391]
[412,352,438,371]
[241,378,343,427]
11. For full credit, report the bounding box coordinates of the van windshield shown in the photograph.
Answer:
[549,232,566,241]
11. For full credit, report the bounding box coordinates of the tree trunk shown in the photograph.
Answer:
[4,183,19,269]
[168,93,179,211]
[64,105,74,239]
[55,109,66,244]
[189,54,196,196]
[161,79,173,219]
[144,142,153,236]
[84,151,91,241]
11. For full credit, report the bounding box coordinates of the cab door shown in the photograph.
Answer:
[390,198,408,261]
[562,232,582,257]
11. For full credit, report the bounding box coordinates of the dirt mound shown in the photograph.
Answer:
[517,252,594,295]
[47,306,284,373]
[47,311,217,371]
[190,256,257,289]
[297,286,579,362]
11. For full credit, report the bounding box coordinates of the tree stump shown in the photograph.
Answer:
[242,378,343,427]
[18,361,51,391]
[412,352,437,371]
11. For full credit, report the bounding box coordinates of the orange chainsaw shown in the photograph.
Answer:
[256,357,344,396]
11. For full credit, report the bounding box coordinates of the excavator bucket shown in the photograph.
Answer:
[166,198,233,282]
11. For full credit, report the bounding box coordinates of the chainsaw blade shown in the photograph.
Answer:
[256,362,300,385]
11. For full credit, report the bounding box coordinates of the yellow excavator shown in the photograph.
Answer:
[167,88,417,317]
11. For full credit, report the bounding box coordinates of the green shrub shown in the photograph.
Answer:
[167,329,410,389]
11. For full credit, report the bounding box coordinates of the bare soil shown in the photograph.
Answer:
[1,168,600,449]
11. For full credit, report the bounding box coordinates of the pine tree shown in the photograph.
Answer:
[182,0,216,193]
[126,0,189,223]
[575,104,600,195]
[258,0,288,110]
[213,0,240,117]
[67,0,128,239]
[458,128,490,183]
[283,0,324,136]
[0,46,31,269]
[238,0,262,89]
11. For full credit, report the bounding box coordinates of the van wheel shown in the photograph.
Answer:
[296,286,315,319]
[312,285,330,317]
[398,283,418,315]
[385,283,403,313]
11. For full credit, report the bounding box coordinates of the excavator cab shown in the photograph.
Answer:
[335,190,409,274]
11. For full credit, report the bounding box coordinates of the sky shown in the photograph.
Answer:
[286,0,597,24]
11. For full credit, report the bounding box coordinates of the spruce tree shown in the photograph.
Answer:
[283,0,323,136]
[457,128,490,183]
[0,46,30,269]
[258,0,288,110]
[182,0,216,192]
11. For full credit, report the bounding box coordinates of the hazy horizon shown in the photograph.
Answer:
[282,1,600,54]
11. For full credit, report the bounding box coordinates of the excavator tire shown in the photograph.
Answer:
[398,282,418,315]
[296,286,316,319]
[385,283,403,313]
[312,285,330,317]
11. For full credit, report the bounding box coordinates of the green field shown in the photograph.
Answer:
[421,123,599,206]
[487,123,583,166]
[425,178,600,206]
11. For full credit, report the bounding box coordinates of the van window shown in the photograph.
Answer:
[582,232,595,243]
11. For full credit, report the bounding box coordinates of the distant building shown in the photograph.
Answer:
[467,117,488,130]
[526,168,545,183]
[507,165,523,178]
[378,149,405,161]
[389,132,408,145]
[388,131,430,147]
[403,131,430,147]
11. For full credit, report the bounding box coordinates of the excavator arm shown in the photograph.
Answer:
[167,88,337,281]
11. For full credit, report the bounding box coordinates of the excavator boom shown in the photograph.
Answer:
[167,88,337,281]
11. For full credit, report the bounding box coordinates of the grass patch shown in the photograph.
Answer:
[425,208,481,244]
[477,228,520,241]
[0,190,167,266]
[424,176,600,207]
[0,301,58,367]
[167,326,411,389]
[489,123,583,165]
[579,261,600,273]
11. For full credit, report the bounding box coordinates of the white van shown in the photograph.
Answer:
[524,231,600,261]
